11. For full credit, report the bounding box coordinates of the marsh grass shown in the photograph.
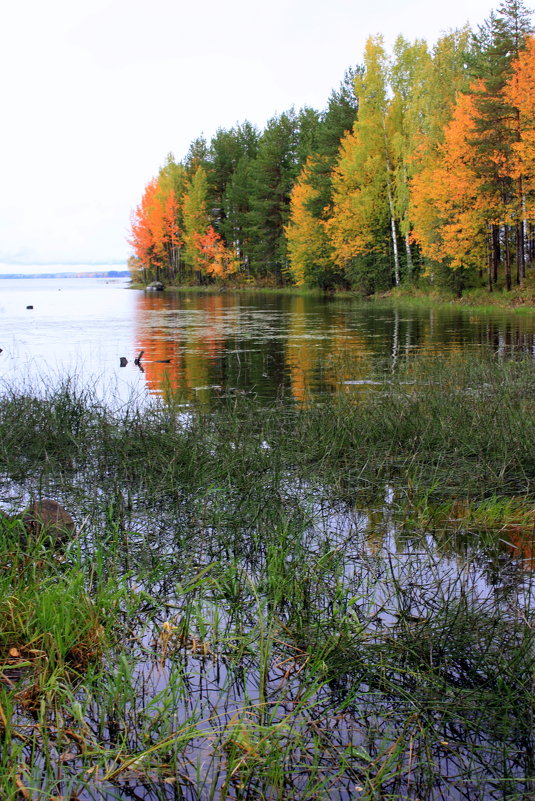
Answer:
[0,355,535,798]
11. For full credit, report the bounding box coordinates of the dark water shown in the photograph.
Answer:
[2,277,535,403]
[133,290,535,402]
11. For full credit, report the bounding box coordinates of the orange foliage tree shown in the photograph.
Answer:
[130,179,163,280]
[129,178,183,283]
[162,188,183,279]
[504,36,535,222]
[193,226,238,279]
[410,91,488,278]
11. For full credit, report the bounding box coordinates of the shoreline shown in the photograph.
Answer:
[129,279,535,314]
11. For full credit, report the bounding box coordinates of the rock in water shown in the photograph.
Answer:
[23,500,75,544]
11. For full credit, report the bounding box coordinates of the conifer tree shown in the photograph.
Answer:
[469,0,533,287]
[247,111,300,281]
[208,122,259,268]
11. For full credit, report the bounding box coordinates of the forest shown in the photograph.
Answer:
[129,0,535,296]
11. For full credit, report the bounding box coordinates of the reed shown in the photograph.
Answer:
[0,355,534,798]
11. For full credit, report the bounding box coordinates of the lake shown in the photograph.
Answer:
[1,276,535,403]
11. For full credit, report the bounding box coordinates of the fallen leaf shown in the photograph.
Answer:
[59,752,78,763]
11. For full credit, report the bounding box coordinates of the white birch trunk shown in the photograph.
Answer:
[404,233,413,278]
[382,117,401,287]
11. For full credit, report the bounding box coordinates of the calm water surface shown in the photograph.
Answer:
[1,277,535,403]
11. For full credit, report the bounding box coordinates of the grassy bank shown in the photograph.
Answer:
[384,280,535,313]
[130,274,535,312]
[131,280,327,298]
[1,356,534,799]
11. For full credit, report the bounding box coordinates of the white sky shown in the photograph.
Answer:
[0,0,498,272]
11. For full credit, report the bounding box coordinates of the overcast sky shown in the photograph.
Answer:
[0,0,497,272]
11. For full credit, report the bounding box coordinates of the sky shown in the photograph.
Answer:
[0,0,498,273]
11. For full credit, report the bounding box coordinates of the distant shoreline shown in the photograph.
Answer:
[0,271,130,279]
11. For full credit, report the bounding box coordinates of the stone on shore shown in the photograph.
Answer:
[23,499,76,544]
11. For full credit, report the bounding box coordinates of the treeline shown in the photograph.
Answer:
[129,0,535,294]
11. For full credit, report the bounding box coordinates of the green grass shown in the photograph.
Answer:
[0,355,535,798]
[383,277,535,313]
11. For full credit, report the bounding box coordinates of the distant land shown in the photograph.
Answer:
[0,270,130,279]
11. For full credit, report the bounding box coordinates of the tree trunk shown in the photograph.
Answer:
[389,210,400,286]
[504,225,512,291]
[492,224,500,284]
[404,234,413,280]
[511,124,526,280]
[382,117,400,287]
[516,223,524,285]
[487,228,493,292]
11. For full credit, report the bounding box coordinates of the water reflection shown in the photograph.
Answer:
[134,291,535,402]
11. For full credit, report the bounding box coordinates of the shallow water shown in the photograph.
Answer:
[2,279,535,799]
[9,484,534,801]
[1,278,535,402]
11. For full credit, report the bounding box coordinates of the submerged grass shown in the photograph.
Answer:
[0,354,534,799]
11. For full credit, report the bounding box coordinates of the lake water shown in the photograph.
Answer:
[1,276,535,404]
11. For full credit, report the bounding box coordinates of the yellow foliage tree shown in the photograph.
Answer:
[285,161,332,286]
[182,166,210,276]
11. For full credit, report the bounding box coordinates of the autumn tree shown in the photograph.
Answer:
[194,226,239,279]
[182,165,210,279]
[328,124,392,292]
[410,91,488,287]
[304,68,359,221]
[155,156,187,281]
[410,8,535,292]
[504,34,535,260]
[285,160,334,287]
[389,36,432,279]
[424,28,472,143]
[285,68,358,289]
[129,178,167,282]
[328,36,401,291]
